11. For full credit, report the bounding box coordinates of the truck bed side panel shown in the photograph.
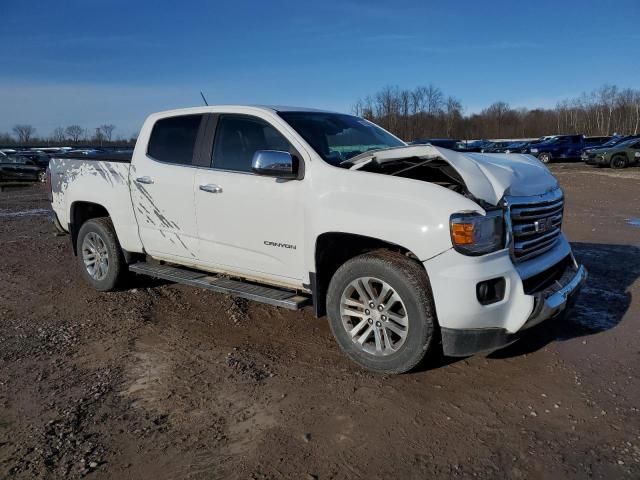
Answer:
[50,158,144,253]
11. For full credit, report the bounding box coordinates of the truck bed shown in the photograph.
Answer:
[49,156,141,252]
[55,152,133,163]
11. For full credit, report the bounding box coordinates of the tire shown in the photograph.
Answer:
[76,217,126,291]
[38,170,47,183]
[326,250,437,374]
[539,152,552,164]
[610,155,628,169]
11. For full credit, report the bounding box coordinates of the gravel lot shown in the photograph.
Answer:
[1,163,639,479]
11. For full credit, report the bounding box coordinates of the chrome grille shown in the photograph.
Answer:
[506,190,564,262]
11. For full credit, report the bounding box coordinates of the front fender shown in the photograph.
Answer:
[304,166,485,272]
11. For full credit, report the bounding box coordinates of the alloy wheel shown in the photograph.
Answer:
[340,276,408,356]
[81,232,110,281]
[611,156,626,169]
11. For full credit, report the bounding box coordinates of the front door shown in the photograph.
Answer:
[130,114,203,261]
[193,114,304,284]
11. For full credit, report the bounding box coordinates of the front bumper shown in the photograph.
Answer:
[441,263,587,357]
[585,155,607,166]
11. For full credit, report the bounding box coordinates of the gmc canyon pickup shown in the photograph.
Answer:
[49,106,587,373]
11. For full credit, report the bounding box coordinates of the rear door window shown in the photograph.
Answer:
[212,115,290,172]
[147,114,204,165]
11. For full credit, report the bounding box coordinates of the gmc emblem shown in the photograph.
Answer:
[534,217,553,233]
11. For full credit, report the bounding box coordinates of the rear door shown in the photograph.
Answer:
[193,114,305,285]
[130,114,205,261]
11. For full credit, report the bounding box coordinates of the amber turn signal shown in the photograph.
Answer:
[451,223,475,245]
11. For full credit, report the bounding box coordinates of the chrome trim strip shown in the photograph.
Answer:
[515,237,571,280]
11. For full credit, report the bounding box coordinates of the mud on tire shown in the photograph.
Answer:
[76,217,126,291]
[326,250,437,374]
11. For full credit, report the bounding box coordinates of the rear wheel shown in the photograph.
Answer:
[38,170,47,183]
[610,155,628,169]
[326,251,437,374]
[539,152,552,164]
[77,218,126,291]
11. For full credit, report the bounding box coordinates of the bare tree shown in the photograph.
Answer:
[51,127,66,143]
[65,125,84,143]
[12,124,36,143]
[444,96,463,137]
[93,127,105,146]
[99,124,116,142]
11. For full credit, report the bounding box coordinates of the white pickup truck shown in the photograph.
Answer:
[48,106,586,373]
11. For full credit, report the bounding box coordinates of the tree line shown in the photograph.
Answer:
[0,124,135,146]
[3,84,639,145]
[352,84,640,140]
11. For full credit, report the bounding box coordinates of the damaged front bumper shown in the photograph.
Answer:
[441,262,587,357]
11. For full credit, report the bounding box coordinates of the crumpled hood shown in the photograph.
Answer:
[350,145,560,206]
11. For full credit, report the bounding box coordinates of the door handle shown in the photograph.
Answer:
[135,176,154,184]
[199,184,223,194]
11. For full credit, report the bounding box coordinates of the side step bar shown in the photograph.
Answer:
[129,262,311,310]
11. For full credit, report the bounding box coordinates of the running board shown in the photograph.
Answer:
[129,262,311,310]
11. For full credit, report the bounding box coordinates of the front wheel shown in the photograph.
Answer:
[38,170,47,183]
[326,251,437,374]
[77,218,126,291]
[539,152,552,164]
[610,155,628,169]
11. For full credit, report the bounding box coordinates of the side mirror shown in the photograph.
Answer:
[252,150,298,179]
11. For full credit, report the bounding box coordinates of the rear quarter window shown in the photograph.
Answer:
[147,114,204,165]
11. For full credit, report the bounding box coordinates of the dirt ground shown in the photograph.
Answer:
[0,163,639,479]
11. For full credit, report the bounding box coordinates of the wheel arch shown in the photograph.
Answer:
[610,152,629,168]
[69,201,111,256]
[311,231,424,317]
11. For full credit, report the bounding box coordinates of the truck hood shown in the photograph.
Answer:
[349,145,559,206]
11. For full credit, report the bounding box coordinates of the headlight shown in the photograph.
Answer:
[450,210,504,256]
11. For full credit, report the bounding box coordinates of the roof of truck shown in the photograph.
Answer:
[151,105,341,118]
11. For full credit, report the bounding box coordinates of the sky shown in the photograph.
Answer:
[1,0,639,139]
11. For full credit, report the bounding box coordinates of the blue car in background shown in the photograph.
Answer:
[529,135,612,163]
[529,135,589,163]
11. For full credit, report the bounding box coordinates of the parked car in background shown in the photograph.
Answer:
[410,138,464,150]
[581,134,639,158]
[65,149,106,156]
[529,135,588,163]
[12,151,51,168]
[0,156,46,182]
[458,140,492,152]
[480,141,513,153]
[583,137,640,169]
[504,141,531,154]
[583,136,611,148]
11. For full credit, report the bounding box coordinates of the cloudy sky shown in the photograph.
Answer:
[1,0,638,139]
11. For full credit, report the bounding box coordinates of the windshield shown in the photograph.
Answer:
[600,136,625,147]
[278,112,405,166]
[611,138,638,148]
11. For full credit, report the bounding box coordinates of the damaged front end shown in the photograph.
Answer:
[348,145,560,208]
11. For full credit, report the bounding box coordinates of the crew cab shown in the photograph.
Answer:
[529,135,589,163]
[48,106,586,373]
